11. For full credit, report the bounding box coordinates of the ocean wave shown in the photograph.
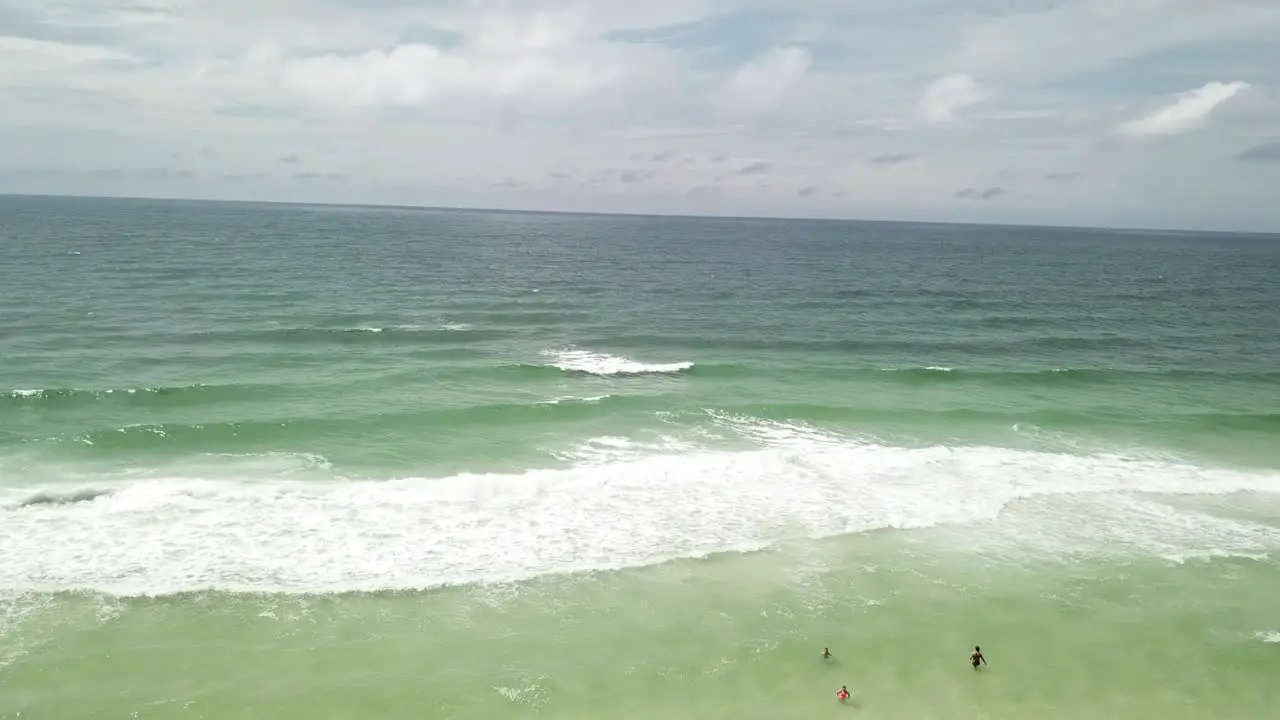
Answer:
[173,325,507,346]
[10,488,114,509]
[870,366,1280,385]
[5,384,218,402]
[539,394,613,405]
[549,434,700,465]
[568,332,1268,357]
[7,366,1270,410]
[37,398,665,451]
[1257,631,1280,643]
[3,426,1278,597]
[702,404,1280,438]
[540,349,694,376]
[21,400,1278,461]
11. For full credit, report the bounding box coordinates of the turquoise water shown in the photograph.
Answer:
[1,194,1278,718]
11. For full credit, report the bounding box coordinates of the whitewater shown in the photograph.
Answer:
[5,416,1280,596]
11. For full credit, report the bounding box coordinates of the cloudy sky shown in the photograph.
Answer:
[2,0,1279,231]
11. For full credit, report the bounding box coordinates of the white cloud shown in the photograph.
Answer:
[915,74,984,124]
[279,36,620,108]
[1,0,1279,230]
[1116,81,1252,137]
[949,0,1280,81]
[0,35,136,74]
[717,46,812,114]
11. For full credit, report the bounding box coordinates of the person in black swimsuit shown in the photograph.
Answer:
[971,645,986,669]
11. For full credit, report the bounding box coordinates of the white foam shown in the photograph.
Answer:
[981,492,1280,563]
[542,349,693,376]
[550,434,699,465]
[706,411,853,448]
[539,394,612,406]
[2,424,1279,596]
[1257,631,1280,643]
[0,591,122,668]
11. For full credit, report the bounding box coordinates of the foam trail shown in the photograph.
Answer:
[542,349,693,376]
[539,394,612,406]
[3,433,1279,597]
[550,434,699,465]
[1258,631,1280,643]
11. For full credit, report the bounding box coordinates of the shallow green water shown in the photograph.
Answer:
[1,195,1278,717]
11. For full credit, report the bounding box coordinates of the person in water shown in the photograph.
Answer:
[822,647,832,660]
[971,645,986,669]
[836,685,850,702]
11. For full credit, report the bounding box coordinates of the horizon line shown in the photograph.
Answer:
[2,191,1276,238]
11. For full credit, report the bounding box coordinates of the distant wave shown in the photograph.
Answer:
[540,349,694,376]
[5,384,217,402]
[569,332,1264,356]
[29,396,667,452]
[2,383,286,410]
[539,394,613,405]
[864,366,1280,387]
[8,384,217,397]
[3,420,1278,596]
[7,366,1271,407]
[171,325,506,346]
[708,404,1280,436]
[19,401,1279,461]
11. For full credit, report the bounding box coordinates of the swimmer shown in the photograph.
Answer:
[822,647,832,660]
[836,685,850,702]
[971,645,986,669]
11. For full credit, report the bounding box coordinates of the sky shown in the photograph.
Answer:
[2,0,1279,231]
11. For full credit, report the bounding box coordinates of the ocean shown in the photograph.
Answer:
[1,194,1278,719]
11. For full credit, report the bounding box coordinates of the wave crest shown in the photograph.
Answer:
[541,349,694,376]
[11,488,114,509]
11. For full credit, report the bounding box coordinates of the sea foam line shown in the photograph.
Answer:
[3,423,1278,597]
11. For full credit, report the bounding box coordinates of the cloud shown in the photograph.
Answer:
[277,27,623,109]
[870,153,913,166]
[296,172,346,183]
[716,45,811,114]
[954,186,1007,200]
[1,0,1279,230]
[950,1,1280,83]
[916,74,984,124]
[1237,141,1280,163]
[1116,81,1251,138]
